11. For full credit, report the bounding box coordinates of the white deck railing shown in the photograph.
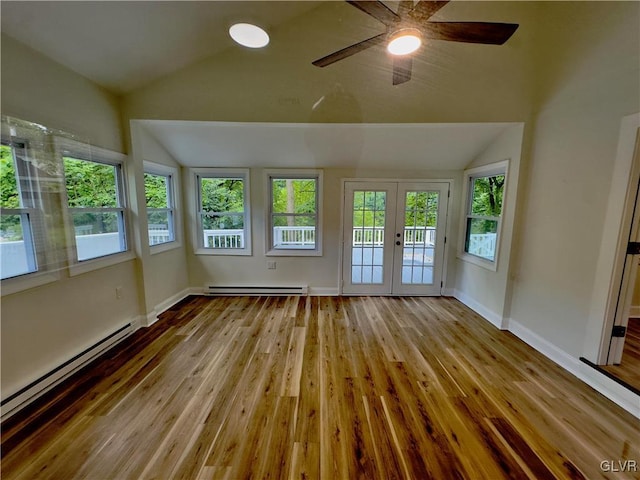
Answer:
[204,229,244,249]
[467,233,497,259]
[273,226,315,247]
[352,227,436,246]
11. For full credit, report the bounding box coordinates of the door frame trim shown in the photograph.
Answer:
[339,177,454,296]
[583,113,640,364]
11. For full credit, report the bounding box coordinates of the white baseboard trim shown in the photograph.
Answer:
[144,310,159,328]
[630,305,640,318]
[453,289,507,330]
[508,319,582,375]
[442,288,456,297]
[143,288,195,328]
[130,314,144,330]
[309,287,339,296]
[156,288,193,314]
[0,321,135,421]
[508,318,640,419]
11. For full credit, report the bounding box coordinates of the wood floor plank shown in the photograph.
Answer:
[2,296,639,480]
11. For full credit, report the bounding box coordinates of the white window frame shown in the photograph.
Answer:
[193,168,252,256]
[57,137,133,276]
[0,139,60,293]
[144,162,180,254]
[265,169,323,257]
[458,160,508,271]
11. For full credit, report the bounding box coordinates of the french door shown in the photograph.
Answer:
[342,181,449,295]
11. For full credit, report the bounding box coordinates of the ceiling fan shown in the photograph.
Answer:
[312,0,519,85]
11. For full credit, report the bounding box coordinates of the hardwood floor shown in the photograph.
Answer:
[602,318,640,393]
[2,296,639,479]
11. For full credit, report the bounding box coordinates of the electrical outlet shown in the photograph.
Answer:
[115,286,123,299]
[267,261,277,270]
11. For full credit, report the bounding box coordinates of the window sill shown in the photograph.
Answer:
[457,252,498,272]
[69,251,136,277]
[195,248,252,256]
[150,241,182,255]
[266,248,323,257]
[1,270,61,296]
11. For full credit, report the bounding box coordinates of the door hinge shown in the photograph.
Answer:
[448,190,450,198]
[444,236,447,244]
[627,242,640,255]
[612,325,627,337]
[440,281,443,288]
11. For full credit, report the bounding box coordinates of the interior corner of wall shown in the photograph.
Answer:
[453,289,506,330]
[143,310,159,328]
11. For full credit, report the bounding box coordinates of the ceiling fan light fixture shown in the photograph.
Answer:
[387,28,422,56]
[229,23,269,48]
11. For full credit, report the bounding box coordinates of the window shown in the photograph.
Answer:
[462,161,507,265]
[195,169,251,255]
[267,170,322,256]
[144,165,176,248]
[0,142,42,279]
[63,153,127,261]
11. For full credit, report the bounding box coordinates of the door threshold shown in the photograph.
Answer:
[579,357,640,396]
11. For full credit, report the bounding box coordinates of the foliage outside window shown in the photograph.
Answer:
[64,156,127,261]
[0,142,40,279]
[196,169,251,254]
[144,170,175,247]
[267,171,322,255]
[463,165,506,263]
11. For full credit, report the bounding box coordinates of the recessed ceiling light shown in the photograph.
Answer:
[229,23,269,49]
[387,29,422,56]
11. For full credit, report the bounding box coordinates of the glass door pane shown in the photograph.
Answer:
[392,182,449,296]
[401,190,438,285]
[342,182,397,295]
[351,190,386,284]
[342,181,448,296]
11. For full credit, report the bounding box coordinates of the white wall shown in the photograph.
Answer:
[129,123,190,321]
[1,34,123,152]
[454,124,525,327]
[508,1,640,357]
[0,36,141,400]
[185,167,462,294]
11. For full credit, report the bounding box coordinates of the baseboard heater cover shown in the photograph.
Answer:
[0,323,132,420]
[205,285,308,296]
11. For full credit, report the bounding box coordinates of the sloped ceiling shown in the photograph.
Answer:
[1,1,531,99]
[1,1,533,169]
[139,120,512,169]
[0,1,322,94]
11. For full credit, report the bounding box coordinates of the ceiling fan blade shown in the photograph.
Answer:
[346,0,400,26]
[312,33,387,67]
[422,21,519,45]
[409,1,450,22]
[397,0,415,17]
[392,56,412,85]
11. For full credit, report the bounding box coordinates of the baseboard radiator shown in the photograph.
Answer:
[0,323,133,421]
[205,285,308,296]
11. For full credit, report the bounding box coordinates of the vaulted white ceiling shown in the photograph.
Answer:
[139,120,512,170]
[2,1,528,169]
[1,1,527,96]
[1,1,322,94]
